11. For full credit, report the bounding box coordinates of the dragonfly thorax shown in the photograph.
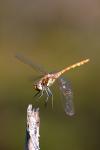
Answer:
[34,74,56,91]
[42,74,56,87]
[47,78,56,87]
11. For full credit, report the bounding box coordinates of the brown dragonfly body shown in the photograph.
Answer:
[35,59,89,90]
[16,54,90,116]
[33,59,89,109]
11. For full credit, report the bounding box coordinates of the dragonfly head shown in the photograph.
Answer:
[33,83,42,91]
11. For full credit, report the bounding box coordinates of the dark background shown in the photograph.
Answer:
[0,0,100,150]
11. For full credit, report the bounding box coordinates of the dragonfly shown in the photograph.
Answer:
[15,54,90,116]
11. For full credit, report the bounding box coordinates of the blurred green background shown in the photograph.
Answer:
[0,0,100,150]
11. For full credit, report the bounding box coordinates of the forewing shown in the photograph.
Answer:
[28,75,44,82]
[15,53,47,74]
[58,77,75,116]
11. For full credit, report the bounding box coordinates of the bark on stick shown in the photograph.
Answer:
[25,104,40,150]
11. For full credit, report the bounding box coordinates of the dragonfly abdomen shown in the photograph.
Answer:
[54,59,90,79]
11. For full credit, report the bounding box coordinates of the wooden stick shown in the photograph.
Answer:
[25,105,40,150]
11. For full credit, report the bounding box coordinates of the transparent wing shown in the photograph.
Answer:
[29,74,44,82]
[58,77,75,116]
[15,53,47,74]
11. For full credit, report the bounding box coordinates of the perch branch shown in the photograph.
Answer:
[25,104,40,150]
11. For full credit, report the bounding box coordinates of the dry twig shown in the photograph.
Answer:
[25,105,40,150]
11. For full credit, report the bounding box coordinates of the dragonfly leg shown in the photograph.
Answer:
[34,90,40,97]
[44,87,53,108]
[34,90,44,101]
[47,87,53,109]
[38,89,44,99]
[44,87,50,107]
